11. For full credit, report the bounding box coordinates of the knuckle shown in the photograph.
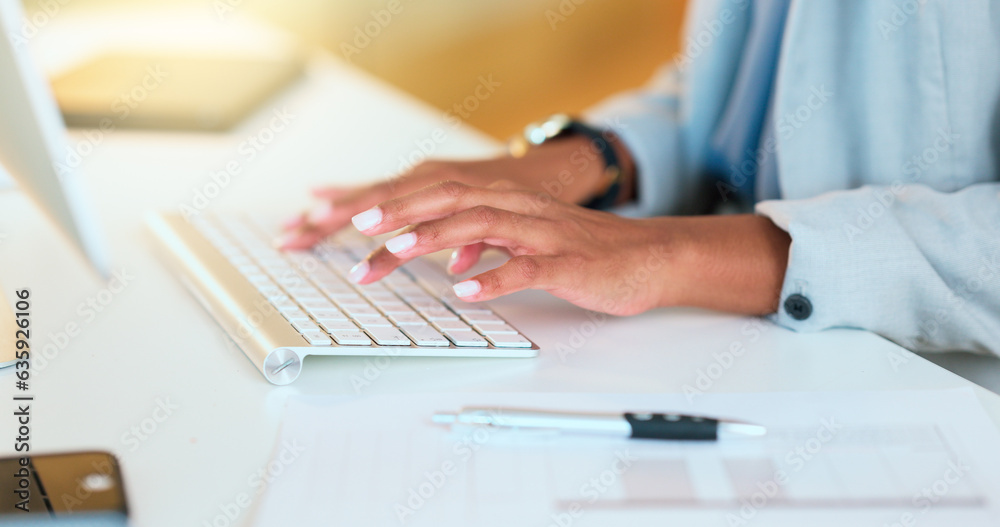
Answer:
[417,222,443,245]
[513,257,542,283]
[488,179,519,190]
[382,198,407,220]
[437,180,468,200]
[470,205,502,228]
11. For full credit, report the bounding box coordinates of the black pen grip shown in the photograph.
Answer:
[624,413,718,440]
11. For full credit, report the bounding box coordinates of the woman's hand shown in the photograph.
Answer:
[348,180,793,316]
[276,134,635,249]
[347,180,674,316]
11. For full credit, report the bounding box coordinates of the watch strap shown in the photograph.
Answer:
[563,122,623,210]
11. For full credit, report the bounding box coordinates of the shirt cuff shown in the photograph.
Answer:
[755,186,991,354]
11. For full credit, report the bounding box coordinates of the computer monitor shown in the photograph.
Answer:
[0,0,110,367]
[0,0,110,277]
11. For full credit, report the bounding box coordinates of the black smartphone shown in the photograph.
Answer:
[0,451,129,526]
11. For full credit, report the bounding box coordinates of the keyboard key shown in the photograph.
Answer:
[442,298,492,315]
[389,314,429,326]
[401,326,450,347]
[433,319,473,331]
[473,323,518,334]
[485,333,533,348]
[461,313,506,325]
[421,309,459,321]
[356,282,392,294]
[258,285,282,297]
[407,299,444,311]
[245,273,271,285]
[291,319,320,333]
[319,320,358,332]
[444,330,489,347]
[327,292,364,301]
[377,302,415,315]
[301,331,332,346]
[382,273,416,287]
[287,287,324,300]
[265,291,290,302]
[332,295,368,305]
[272,298,300,312]
[355,316,393,328]
[363,291,398,302]
[365,327,412,346]
[310,308,348,320]
[280,309,310,322]
[299,298,335,310]
[314,275,349,287]
[390,285,425,296]
[330,330,372,346]
[343,305,382,318]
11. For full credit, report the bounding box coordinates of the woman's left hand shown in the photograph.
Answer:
[347,180,676,316]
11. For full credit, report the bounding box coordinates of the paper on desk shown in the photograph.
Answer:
[253,389,1000,527]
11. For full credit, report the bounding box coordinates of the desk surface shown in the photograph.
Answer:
[1,19,999,527]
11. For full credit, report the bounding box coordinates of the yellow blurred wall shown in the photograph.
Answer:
[25,0,687,138]
[250,0,687,138]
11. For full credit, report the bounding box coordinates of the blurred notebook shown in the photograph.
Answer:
[51,54,303,131]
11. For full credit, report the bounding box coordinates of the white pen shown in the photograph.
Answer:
[432,408,766,441]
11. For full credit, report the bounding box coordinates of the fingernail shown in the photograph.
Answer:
[446,250,460,274]
[352,206,382,232]
[307,202,334,224]
[385,232,417,254]
[453,280,480,298]
[348,260,370,283]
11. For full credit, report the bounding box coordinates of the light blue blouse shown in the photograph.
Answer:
[586,0,1000,355]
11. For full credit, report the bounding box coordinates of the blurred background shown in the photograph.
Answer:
[23,0,686,138]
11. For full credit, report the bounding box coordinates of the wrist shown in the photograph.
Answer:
[605,129,637,206]
[508,135,612,204]
[653,215,791,314]
[508,115,638,207]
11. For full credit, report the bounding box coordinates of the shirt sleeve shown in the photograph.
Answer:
[756,183,1000,355]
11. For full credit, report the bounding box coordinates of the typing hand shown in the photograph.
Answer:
[347,180,673,316]
[276,135,629,250]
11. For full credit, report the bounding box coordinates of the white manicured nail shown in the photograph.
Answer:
[352,207,383,232]
[453,280,481,298]
[385,232,417,254]
[348,260,370,283]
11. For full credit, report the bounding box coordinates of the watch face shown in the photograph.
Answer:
[524,114,571,146]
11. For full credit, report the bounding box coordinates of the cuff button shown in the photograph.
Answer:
[783,294,812,321]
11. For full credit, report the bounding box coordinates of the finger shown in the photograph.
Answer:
[275,225,328,250]
[277,184,391,249]
[354,207,551,283]
[282,211,308,231]
[452,256,557,302]
[447,243,487,275]
[281,186,358,231]
[351,181,556,235]
[310,186,355,199]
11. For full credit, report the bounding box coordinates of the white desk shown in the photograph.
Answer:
[2,23,1000,527]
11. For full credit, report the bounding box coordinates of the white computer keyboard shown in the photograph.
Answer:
[191,215,537,350]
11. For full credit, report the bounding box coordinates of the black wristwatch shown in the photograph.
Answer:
[508,114,624,210]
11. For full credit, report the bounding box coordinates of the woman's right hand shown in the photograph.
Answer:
[276,133,634,250]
